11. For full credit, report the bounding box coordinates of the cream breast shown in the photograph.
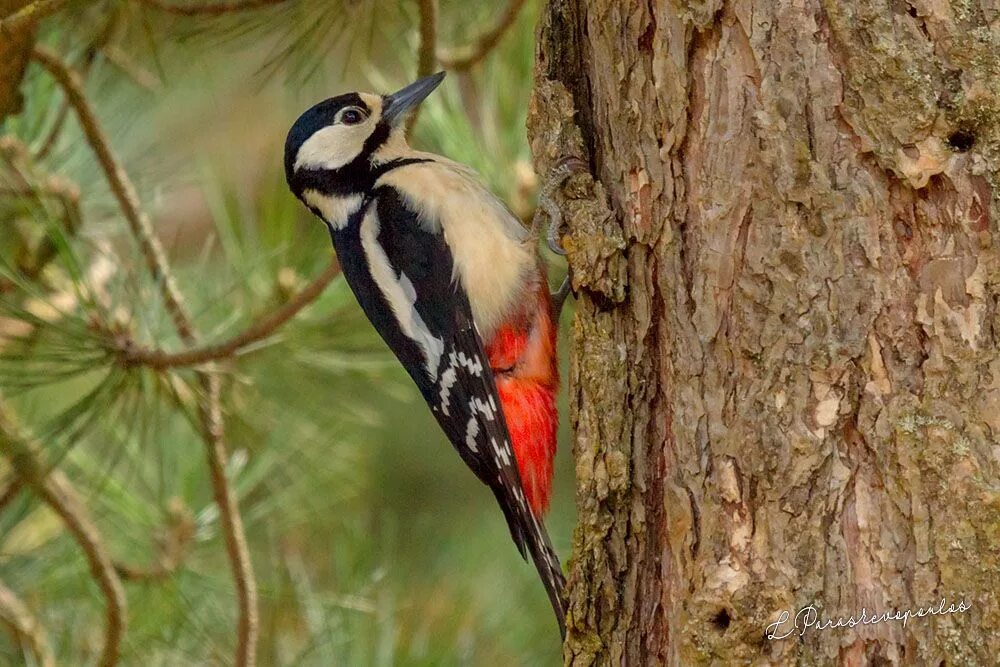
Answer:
[376,160,535,339]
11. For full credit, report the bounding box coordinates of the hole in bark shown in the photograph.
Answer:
[638,20,656,52]
[581,285,623,313]
[711,608,732,631]
[947,130,976,152]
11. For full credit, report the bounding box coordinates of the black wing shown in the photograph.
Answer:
[333,186,566,636]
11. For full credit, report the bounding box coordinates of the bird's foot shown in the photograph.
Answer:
[533,156,588,321]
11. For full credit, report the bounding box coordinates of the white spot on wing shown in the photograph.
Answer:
[470,397,495,420]
[455,351,483,376]
[437,363,457,416]
[492,438,511,466]
[465,416,480,451]
[360,207,445,379]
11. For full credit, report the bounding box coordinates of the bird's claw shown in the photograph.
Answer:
[535,156,587,256]
[534,156,588,320]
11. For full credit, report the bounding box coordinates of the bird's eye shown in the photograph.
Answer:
[340,108,364,125]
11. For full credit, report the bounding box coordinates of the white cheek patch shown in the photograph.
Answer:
[294,124,368,171]
[302,191,363,230]
[360,207,445,379]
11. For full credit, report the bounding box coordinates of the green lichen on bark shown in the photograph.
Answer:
[822,0,1000,190]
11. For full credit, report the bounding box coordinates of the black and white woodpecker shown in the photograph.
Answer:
[284,72,567,636]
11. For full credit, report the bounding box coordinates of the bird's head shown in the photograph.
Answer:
[284,72,445,196]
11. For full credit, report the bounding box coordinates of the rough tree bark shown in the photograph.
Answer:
[528,0,1000,664]
[0,0,37,123]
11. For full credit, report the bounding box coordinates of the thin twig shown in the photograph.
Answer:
[0,178,83,283]
[408,0,438,133]
[137,0,289,16]
[36,9,120,161]
[119,259,341,369]
[32,46,259,665]
[31,45,197,344]
[34,100,69,160]
[437,0,527,71]
[0,0,67,36]
[199,371,257,665]
[0,477,24,514]
[0,137,84,292]
[114,498,194,582]
[35,50,88,162]
[0,577,55,667]
[102,45,162,92]
[0,401,126,667]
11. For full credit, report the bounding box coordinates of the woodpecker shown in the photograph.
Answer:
[284,72,566,635]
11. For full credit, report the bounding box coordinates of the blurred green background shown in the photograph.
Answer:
[0,1,573,664]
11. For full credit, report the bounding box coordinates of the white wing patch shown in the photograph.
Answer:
[465,416,480,452]
[464,394,498,452]
[360,207,445,379]
[303,190,363,231]
[437,364,457,415]
[491,438,511,466]
[455,351,483,376]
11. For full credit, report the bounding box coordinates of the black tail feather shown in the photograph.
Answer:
[493,487,567,639]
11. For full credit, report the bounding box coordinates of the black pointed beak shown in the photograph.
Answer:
[382,72,446,127]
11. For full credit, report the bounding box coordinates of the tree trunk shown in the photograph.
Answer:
[528,0,1000,664]
[0,1,36,123]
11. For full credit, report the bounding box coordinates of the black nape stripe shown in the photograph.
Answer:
[295,157,433,199]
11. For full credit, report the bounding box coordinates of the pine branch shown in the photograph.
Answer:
[0,477,24,513]
[36,9,120,160]
[137,0,290,16]
[0,0,66,36]
[0,400,126,667]
[30,46,259,665]
[0,136,83,293]
[102,45,162,92]
[31,46,197,344]
[0,177,83,284]
[437,0,527,71]
[119,259,341,369]
[199,371,258,666]
[0,2,36,124]
[0,578,55,667]
[34,99,69,159]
